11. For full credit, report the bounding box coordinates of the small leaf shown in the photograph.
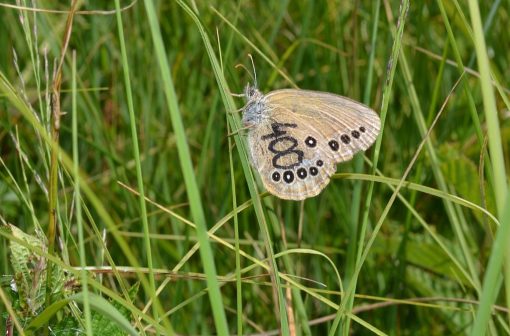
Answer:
[5,224,47,317]
[90,282,139,335]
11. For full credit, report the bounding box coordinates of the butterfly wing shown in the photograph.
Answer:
[247,118,337,200]
[266,89,381,162]
[247,89,380,200]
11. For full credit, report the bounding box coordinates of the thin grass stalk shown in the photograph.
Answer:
[344,0,380,294]
[471,191,510,335]
[113,0,159,328]
[467,0,510,330]
[228,123,243,335]
[344,0,381,331]
[467,0,507,218]
[44,3,79,330]
[71,50,92,336]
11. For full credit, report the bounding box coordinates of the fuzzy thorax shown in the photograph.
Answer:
[242,84,267,127]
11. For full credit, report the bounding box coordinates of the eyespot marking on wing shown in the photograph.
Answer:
[340,134,351,144]
[297,167,307,179]
[283,171,294,183]
[304,136,317,148]
[328,140,339,151]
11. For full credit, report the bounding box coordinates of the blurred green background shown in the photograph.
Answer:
[1,0,509,335]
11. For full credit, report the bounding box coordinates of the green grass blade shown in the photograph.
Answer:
[113,0,159,328]
[71,50,92,336]
[467,0,507,215]
[471,190,510,335]
[142,1,228,333]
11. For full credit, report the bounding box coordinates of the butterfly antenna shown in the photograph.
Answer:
[235,63,255,85]
[248,53,257,87]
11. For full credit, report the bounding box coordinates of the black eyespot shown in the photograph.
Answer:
[297,167,307,179]
[316,160,323,167]
[310,167,318,176]
[305,136,317,148]
[283,171,294,183]
[328,140,339,151]
[340,134,351,144]
[272,171,281,182]
[351,130,360,139]
[359,126,366,133]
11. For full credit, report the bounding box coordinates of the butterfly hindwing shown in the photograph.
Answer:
[248,114,337,200]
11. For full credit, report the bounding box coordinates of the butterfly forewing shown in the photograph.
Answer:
[267,89,381,158]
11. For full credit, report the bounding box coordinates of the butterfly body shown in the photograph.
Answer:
[242,84,380,200]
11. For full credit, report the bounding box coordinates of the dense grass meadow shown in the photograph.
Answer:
[1,0,509,334]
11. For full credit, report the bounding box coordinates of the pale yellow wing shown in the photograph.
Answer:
[266,89,380,162]
[247,89,380,200]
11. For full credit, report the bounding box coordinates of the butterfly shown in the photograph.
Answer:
[241,83,381,200]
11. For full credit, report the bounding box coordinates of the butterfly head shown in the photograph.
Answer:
[242,83,267,127]
[243,83,261,100]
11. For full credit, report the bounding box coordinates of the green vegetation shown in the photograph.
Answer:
[0,0,509,334]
